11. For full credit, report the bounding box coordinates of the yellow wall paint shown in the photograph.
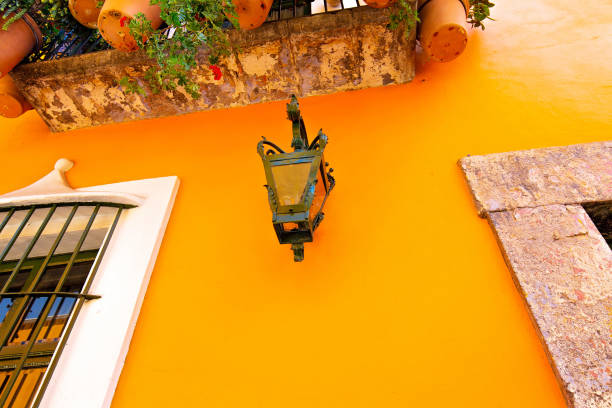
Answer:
[0,0,610,406]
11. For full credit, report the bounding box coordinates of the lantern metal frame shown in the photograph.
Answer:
[257,95,335,262]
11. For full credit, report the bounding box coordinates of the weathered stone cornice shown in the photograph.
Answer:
[459,141,612,217]
[11,5,415,132]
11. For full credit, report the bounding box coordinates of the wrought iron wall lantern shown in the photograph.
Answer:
[258,95,335,262]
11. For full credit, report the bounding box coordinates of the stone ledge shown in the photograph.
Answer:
[10,5,415,132]
[489,205,611,408]
[460,142,612,408]
[459,142,612,217]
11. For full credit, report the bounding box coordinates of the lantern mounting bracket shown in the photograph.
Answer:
[287,95,309,151]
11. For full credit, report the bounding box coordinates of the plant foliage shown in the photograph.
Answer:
[121,0,239,98]
[1,0,73,36]
[1,0,36,29]
[467,0,494,29]
[388,0,419,38]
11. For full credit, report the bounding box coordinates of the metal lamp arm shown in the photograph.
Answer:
[287,95,309,151]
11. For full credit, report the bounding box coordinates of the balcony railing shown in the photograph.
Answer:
[25,0,365,64]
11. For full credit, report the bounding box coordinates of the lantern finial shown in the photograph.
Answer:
[291,243,304,262]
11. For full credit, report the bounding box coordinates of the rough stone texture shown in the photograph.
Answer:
[459,142,612,217]
[460,142,612,408]
[489,205,612,408]
[9,5,415,132]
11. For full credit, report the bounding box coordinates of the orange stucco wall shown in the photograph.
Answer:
[0,0,610,406]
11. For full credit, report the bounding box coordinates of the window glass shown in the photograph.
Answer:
[0,204,122,407]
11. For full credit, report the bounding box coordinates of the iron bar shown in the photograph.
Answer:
[0,209,16,236]
[0,205,78,350]
[0,205,58,354]
[31,207,123,408]
[261,140,286,154]
[85,35,106,53]
[25,205,79,291]
[0,292,100,300]
[50,205,99,294]
[46,31,72,58]
[71,31,97,55]
[1,205,57,294]
[41,296,66,340]
[308,134,321,150]
[55,34,80,58]
[0,207,35,265]
[0,205,100,406]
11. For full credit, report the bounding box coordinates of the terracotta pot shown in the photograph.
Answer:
[70,0,103,28]
[0,75,32,118]
[363,0,395,9]
[98,0,162,51]
[0,13,42,78]
[232,0,274,30]
[418,0,469,63]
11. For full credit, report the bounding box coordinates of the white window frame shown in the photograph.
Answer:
[0,159,179,408]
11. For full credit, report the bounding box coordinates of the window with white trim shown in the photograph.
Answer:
[0,159,179,408]
[0,204,126,407]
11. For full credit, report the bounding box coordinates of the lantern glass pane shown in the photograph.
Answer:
[271,162,312,206]
[309,167,326,222]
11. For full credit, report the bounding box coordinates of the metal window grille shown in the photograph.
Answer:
[26,28,111,64]
[0,203,126,408]
[266,0,361,22]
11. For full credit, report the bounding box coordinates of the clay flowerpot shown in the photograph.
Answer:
[70,0,103,28]
[98,0,162,51]
[232,0,274,30]
[0,75,32,118]
[0,13,42,78]
[418,0,469,62]
[363,0,395,9]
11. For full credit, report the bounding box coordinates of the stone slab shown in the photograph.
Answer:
[459,142,612,217]
[489,205,611,408]
[10,5,415,132]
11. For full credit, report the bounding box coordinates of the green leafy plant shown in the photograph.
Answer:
[1,0,36,29]
[120,0,239,99]
[1,0,76,37]
[1,0,241,99]
[467,0,494,29]
[389,0,494,39]
[388,0,419,38]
